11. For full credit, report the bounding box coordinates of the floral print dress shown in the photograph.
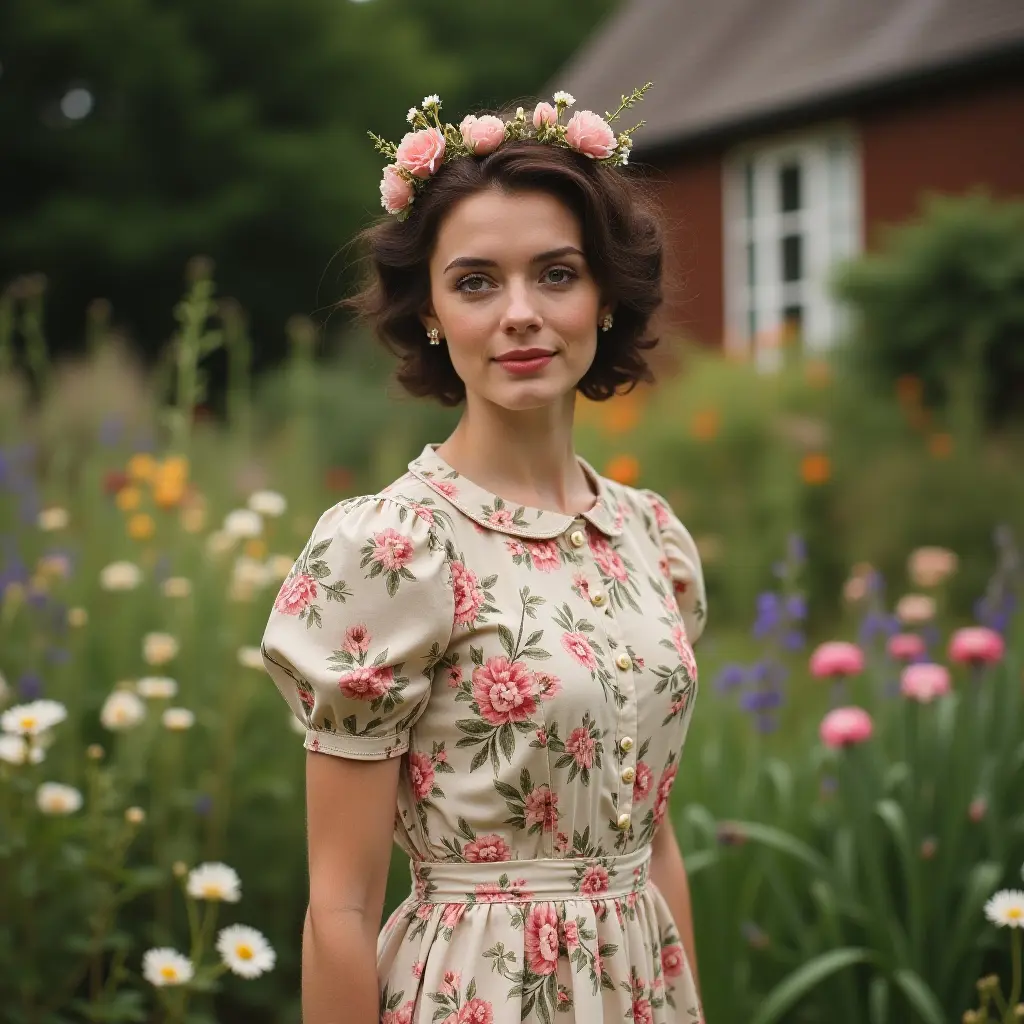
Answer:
[261,444,707,1024]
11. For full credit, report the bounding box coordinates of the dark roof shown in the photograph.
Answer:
[554,0,1024,153]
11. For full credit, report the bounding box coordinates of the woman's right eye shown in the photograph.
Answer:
[455,274,493,294]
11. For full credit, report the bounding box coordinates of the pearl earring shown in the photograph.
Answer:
[599,313,614,332]
[427,327,441,346]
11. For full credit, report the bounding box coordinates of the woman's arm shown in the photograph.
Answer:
[650,822,700,994]
[303,750,401,1024]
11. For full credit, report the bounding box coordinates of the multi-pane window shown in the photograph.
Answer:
[724,127,861,367]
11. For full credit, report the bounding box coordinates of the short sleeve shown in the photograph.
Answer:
[641,489,708,644]
[260,495,455,760]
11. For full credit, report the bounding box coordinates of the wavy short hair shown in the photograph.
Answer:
[345,138,664,405]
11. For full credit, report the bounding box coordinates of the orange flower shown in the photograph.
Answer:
[245,539,268,560]
[689,408,720,442]
[128,513,156,540]
[116,486,142,512]
[800,453,831,485]
[127,453,158,483]
[928,433,953,459]
[602,394,641,435]
[604,454,640,486]
[896,375,923,407]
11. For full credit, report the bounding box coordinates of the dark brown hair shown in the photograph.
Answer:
[345,138,664,405]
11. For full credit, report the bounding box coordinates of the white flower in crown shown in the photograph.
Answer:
[553,91,575,107]
[422,94,440,109]
[406,106,418,124]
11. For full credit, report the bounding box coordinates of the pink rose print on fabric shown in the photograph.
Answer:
[633,761,654,802]
[524,785,559,832]
[533,671,562,702]
[554,831,570,854]
[528,540,561,572]
[441,970,461,996]
[371,528,414,571]
[658,556,671,580]
[571,572,592,601]
[463,834,511,863]
[471,657,538,726]
[563,920,581,951]
[661,943,685,978]
[407,501,436,525]
[535,727,548,747]
[505,539,526,558]
[524,903,560,976]
[296,683,315,710]
[432,480,458,499]
[458,998,495,1024]
[447,665,464,688]
[632,997,654,1024]
[589,534,629,583]
[274,573,317,615]
[653,763,679,827]
[441,903,466,928]
[407,751,435,802]
[567,726,596,770]
[338,664,393,700]
[473,879,532,903]
[649,496,671,529]
[342,623,371,656]
[450,560,485,627]
[561,632,598,671]
[487,508,515,529]
[411,961,425,979]
[579,864,609,896]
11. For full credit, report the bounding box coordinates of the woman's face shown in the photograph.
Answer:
[423,188,608,412]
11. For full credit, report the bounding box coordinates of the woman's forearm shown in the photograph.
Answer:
[650,826,700,994]
[302,906,380,1024]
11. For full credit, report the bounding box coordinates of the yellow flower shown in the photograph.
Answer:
[689,409,720,442]
[128,514,156,540]
[153,458,189,509]
[68,607,89,628]
[180,502,207,534]
[245,539,267,560]
[604,454,640,486]
[800,453,831,485]
[116,486,142,512]
[160,455,190,482]
[127,453,158,483]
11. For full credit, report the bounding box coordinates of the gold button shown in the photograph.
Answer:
[591,591,606,607]
[615,652,631,671]
[621,766,636,783]
[569,529,586,548]
[619,736,634,753]
[616,812,631,830]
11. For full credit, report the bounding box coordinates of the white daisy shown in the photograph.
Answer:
[143,632,179,666]
[99,560,143,591]
[233,556,272,589]
[100,690,146,731]
[2,699,67,736]
[406,106,418,124]
[0,734,44,765]
[237,647,264,670]
[205,530,235,557]
[985,889,1024,928]
[161,576,192,599]
[125,806,146,825]
[553,91,575,107]
[162,707,195,731]
[37,507,69,531]
[421,94,440,109]
[36,782,83,815]
[248,490,286,517]
[216,924,277,978]
[142,947,194,987]
[187,862,241,903]
[137,676,178,700]
[266,554,296,581]
[223,509,262,540]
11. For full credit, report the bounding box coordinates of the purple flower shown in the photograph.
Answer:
[787,534,806,564]
[18,673,43,700]
[782,629,805,652]
[194,794,214,817]
[714,664,748,692]
[785,595,807,621]
[739,688,783,713]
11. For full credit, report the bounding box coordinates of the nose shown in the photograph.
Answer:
[499,278,543,335]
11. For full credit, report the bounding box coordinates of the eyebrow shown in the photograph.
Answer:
[443,246,585,273]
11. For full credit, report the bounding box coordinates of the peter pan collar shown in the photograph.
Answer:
[407,444,622,539]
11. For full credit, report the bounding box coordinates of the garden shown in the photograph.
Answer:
[1,194,1023,1023]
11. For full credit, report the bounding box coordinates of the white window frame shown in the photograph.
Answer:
[723,123,862,369]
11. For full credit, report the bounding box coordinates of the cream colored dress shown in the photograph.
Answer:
[261,444,707,1024]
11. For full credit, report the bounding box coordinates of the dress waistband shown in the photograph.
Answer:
[410,845,652,904]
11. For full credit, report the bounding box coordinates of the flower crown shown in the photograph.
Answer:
[370,83,653,220]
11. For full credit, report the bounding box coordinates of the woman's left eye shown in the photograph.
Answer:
[544,266,577,286]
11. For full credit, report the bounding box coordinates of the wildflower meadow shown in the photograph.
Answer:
[1,259,1023,1023]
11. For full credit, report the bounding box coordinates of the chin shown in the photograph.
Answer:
[488,381,572,411]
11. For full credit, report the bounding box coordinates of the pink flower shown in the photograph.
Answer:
[561,632,597,670]
[887,632,925,661]
[653,763,678,826]
[463,834,512,863]
[459,114,505,155]
[473,881,531,903]
[819,706,874,748]
[524,785,559,832]
[471,657,538,726]
[589,534,628,582]
[408,501,436,524]
[457,998,494,1024]
[382,1000,416,1024]
[571,572,592,601]
[434,747,447,763]
[371,528,414,571]
[450,560,485,626]
[487,508,515,529]
[809,641,865,679]
[441,969,461,996]
[274,573,317,615]
[948,626,1005,666]
[579,864,609,896]
[524,903,560,975]
[672,624,698,679]
[296,683,315,709]
[969,796,987,822]
[648,496,670,529]
[407,750,435,801]
[908,546,958,588]
[632,998,654,1024]
[564,110,616,159]
[658,556,671,580]
[505,539,526,557]
[535,728,548,746]
[554,831,570,854]
[563,920,580,950]
[532,102,558,128]
[441,903,466,928]
[411,960,425,979]
[896,593,936,625]
[379,165,414,215]
[633,761,653,801]
[661,943,685,978]
[433,480,458,498]
[395,127,446,178]
[447,665,464,688]
[342,623,371,656]
[900,663,951,703]
[338,664,393,700]
[528,540,561,572]
[533,671,561,702]
[567,726,596,769]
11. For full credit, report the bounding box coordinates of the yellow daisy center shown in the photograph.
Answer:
[236,944,254,960]
[20,716,37,730]
[1008,908,1023,920]
[202,883,223,898]
[160,966,178,980]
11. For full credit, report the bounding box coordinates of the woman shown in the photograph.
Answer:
[261,89,707,1024]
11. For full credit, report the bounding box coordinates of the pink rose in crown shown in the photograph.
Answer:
[472,657,537,726]
[338,664,393,700]
[564,110,616,159]
[524,903,560,975]
[274,573,317,615]
[459,114,506,155]
[395,127,446,178]
[533,102,558,128]
[451,560,485,626]
[407,750,435,801]
[379,165,414,215]
[463,834,512,863]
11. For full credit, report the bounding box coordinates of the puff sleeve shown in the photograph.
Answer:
[260,495,455,760]
[641,489,708,644]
